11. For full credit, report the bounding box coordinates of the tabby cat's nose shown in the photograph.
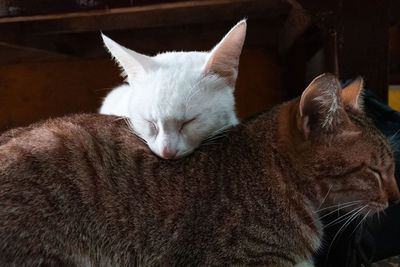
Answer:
[391,199,400,205]
[389,194,400,205]
[387,178,400,206]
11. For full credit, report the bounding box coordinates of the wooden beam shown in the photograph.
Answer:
[0,0,290,63]
[0,18,285,64]
[0,0,184,18]
[0,0,289,36]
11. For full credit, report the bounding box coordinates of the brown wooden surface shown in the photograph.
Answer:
[0,59,122,131]
[0,0,290,130]
[0,0,396,130]
[235,49,284,119]
[0,48,283,132]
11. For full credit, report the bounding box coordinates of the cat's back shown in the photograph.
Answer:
[1,113,143,147]
[0,114,151,177]
[0,110,318,266]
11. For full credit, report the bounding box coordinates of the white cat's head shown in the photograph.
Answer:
[102,20,246,159]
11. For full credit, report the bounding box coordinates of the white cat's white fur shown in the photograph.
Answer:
[100,20,246,159]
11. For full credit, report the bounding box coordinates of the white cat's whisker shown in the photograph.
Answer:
[198,127,232,149]
[203,136,226,143]
[123,118,148,145]
[202,135,228,144]
[204,127,231,141]
[113,116,127,122]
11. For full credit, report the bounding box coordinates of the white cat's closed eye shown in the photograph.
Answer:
[145,120,158,133]
[180,117,197,131]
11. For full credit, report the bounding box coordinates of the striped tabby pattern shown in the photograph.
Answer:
[0,74,398,266]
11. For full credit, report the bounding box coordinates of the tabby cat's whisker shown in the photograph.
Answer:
[326,205,367,258]
[317,185,333,211]
[382,209,388,217]
[388,128,400,153]
[389,128,400,141]
[326,207,361,229]
[350,210,371,237]
[318,202,363,221]
[322,205,365,229]
[314,200,362,214]
[376,209,381,224]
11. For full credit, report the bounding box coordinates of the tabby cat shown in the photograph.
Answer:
[0,74,398,266]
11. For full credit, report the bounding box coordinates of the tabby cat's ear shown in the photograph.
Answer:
[298,73,347,139]
[204,19,247,86]
[342,76,364,110]
[101,33,154,80]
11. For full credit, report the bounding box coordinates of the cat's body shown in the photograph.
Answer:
[0,112,320,267]
[99,21,246,159]
[0,74,398,266]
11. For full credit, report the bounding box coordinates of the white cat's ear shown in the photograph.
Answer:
[101,33,154,78]
[342,76,364,110]
[298,73,347,138]
[204,19,247,85]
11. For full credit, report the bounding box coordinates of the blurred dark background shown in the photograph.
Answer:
[0,0,399,132]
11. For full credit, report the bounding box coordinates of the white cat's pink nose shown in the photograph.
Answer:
[160,149,176,159]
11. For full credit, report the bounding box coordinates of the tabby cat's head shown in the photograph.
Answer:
[291,74,399,215]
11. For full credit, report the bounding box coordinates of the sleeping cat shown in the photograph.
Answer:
[0,74,398,266]
[100,20,246,159]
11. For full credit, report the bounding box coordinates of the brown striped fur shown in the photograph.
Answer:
[0,74,398,266]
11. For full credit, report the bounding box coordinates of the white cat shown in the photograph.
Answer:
[100,20,246,159]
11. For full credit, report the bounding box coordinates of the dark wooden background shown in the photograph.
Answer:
[0,0,399,131]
